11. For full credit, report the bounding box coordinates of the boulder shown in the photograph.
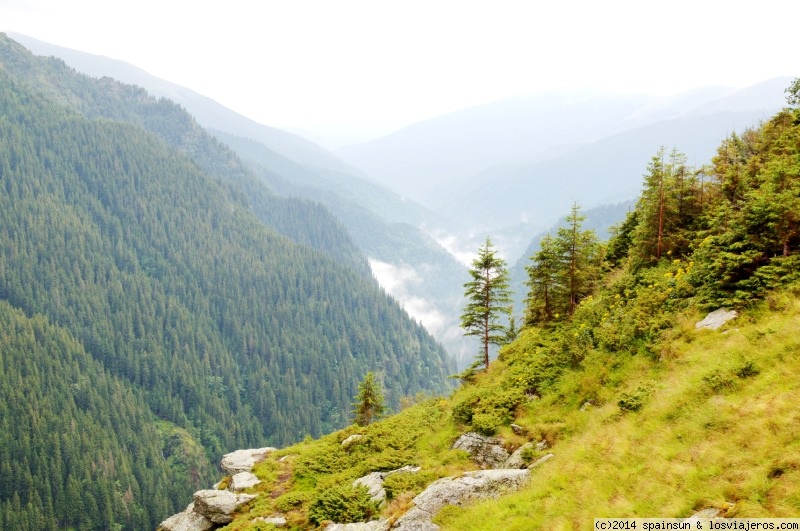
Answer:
[504,442,534,469]
[353,465,421,504]
[157,503,214,531]
[326,518,390,530]
[452,432,509,469]
[229,471,261,491]
[220,447,275,474]
[252,515,288,527]
[341,434,365,449]
[193,489,256,524]
[529,453,554,469]
[695,309,738,331]
[510,423,527,436]
[393,469,530,530]
[689,508,722,519]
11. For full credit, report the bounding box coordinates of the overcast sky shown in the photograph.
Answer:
[1,0,797,146]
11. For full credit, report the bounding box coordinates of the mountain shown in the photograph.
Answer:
[9,32,473,361]
[181,101,800,529]
[335,80,789,262]
[0,33,455,529]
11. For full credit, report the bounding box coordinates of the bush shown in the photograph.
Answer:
[618,386,650,412]
[382,470,436,500]
[273,490,312,513]
[307,483,380,525]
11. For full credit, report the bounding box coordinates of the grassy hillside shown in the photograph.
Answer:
[211,100,800,529]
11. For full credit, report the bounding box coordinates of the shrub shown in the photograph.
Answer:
[382,470,436,500]
[307,483,380,525]
[618,386,650,412]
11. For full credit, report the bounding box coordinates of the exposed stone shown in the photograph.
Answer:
[326,518,390,530]
[157,503,214,531]
[220,447,275,474]
[696,308,738,331]
[528,453,554,469]
[355,472,387,504]
[341,434,365,449]
[580,400,594,411]
[193,489,256,524]
[535,440,549,452]
[452,432,509,469]
[229,471,261,491]
[353,466,422,504]
[689,508,722,519]
[393,470,530,530]
[510,423,527,436]
[504,442,535,469]
[252,515,288,527]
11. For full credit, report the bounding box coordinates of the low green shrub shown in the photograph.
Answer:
[307,483,380,525]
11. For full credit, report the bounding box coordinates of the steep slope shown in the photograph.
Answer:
[8,31,358,176]
[204,102,800,529]
[0,37,455,529]
[9,32,473,360]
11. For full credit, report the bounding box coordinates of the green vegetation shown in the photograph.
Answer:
[0,34,454,529]
[217,97,800,529]
[353,372,387,427]
[461,238,513,368]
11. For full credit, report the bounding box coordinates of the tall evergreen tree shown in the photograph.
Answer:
[461,238,513,369]
[353,372,386,427]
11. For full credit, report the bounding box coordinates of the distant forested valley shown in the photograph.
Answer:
[0,34,454,529]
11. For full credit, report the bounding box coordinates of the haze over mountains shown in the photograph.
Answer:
[7,33,790,366]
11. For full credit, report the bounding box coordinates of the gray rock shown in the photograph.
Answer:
[341,434,365,449]
[510,423,527,436]
[393,470,530,530]
[528,453,554,469]
[229,471,261,491]
[696,309,738,331]
[193,489,256,524]
[504,442,535,469]
[354,466,422,504]
[326,518,390,530]
[452,432,509,469]
[535,440,549,452]
[157,503,214,531]
[355,471,387,504]
[252,515,288,527]
[688,508,721,519]
[220,447,275,474]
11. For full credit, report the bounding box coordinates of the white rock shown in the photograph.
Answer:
[696,309,738,331]
[452,432,509,469]
[220,447,275,474]
[341,434,365,449]
[393,469,530,530]
[192,489,256,524]
[157,503,214,531]
[253,515,288,527]
[504,442,534,469]
[229,471,261,491]
[529,453,554,468]
[326,518,390,530]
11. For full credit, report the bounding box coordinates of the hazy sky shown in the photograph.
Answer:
[1,0,797,146]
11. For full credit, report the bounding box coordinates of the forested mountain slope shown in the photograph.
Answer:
[0,35,454,529]
[8,32,473,361]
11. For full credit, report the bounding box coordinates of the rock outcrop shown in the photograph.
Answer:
[192,490,257,525]
[696,308,738,331]
[504,442,534,469]
[229,471,261,492]
[392,469,531,530]
[354,466,422,504]
[158,503,214,531]
[452,432,509,468]
[220,447,275,474]
[327,519,391,531]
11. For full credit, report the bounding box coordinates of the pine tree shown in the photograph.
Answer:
[460,238,513,369]
[353,372,385,427]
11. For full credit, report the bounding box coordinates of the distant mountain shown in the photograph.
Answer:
[335,79,788,225]
[9,32,473,361]
[0,34,455,528]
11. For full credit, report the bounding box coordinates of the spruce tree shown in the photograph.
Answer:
[353,372,385,427]
[460,238,513,369]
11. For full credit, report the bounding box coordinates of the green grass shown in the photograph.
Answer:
[218,290,800,530]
